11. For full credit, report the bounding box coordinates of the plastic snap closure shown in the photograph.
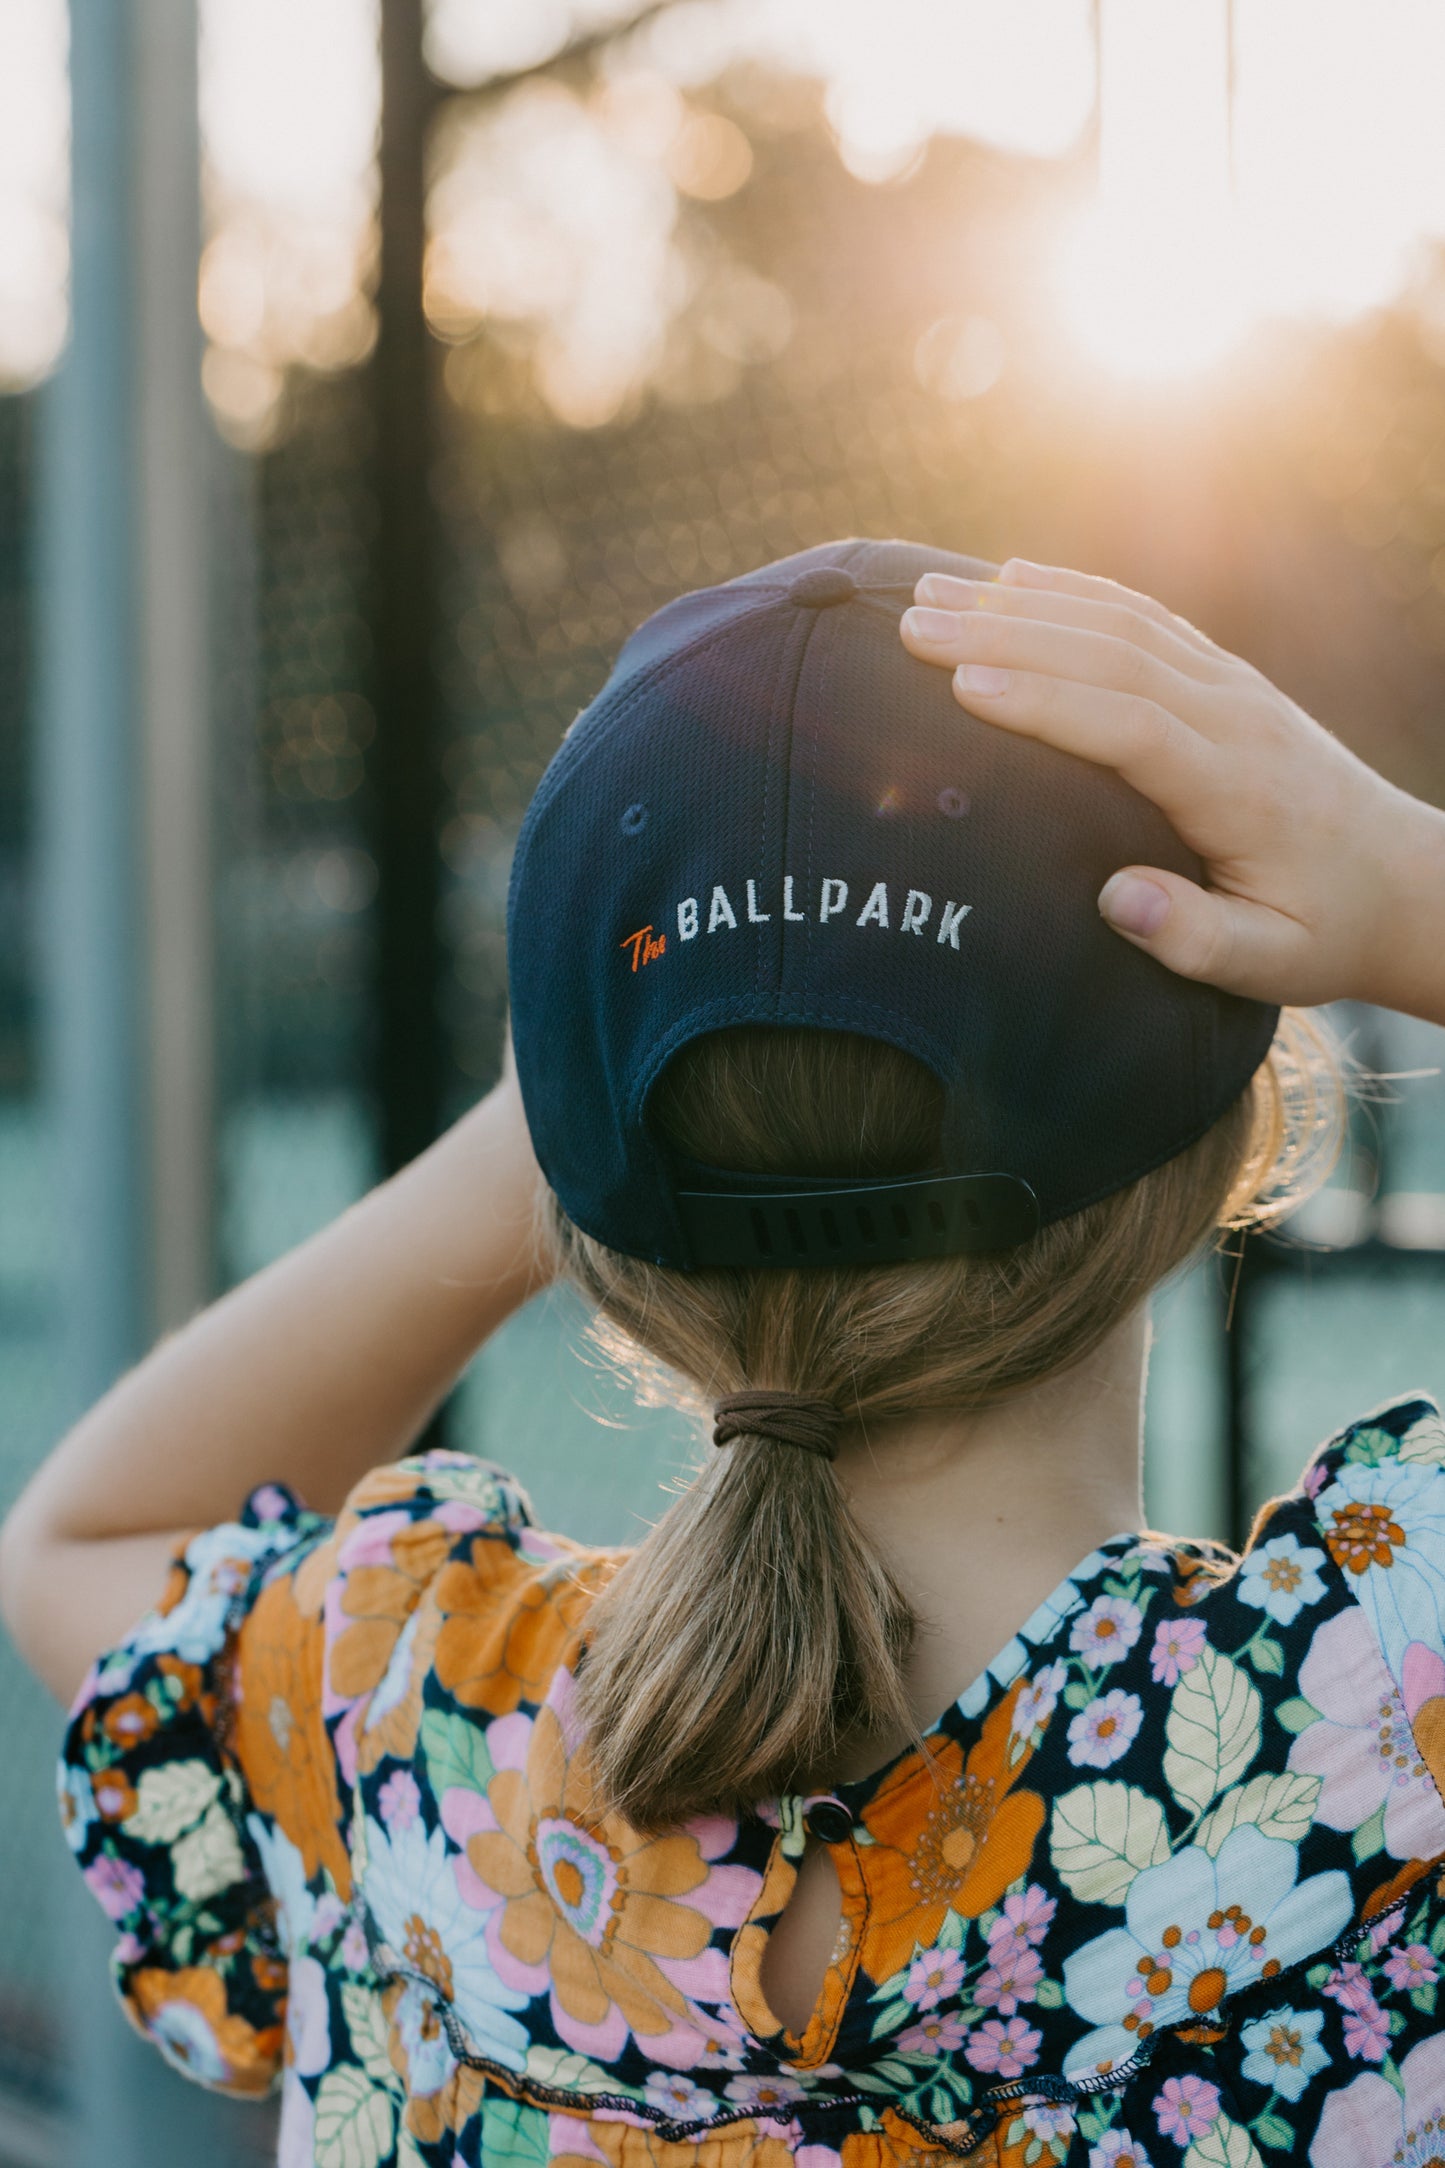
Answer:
[805,1798,853,1845]
[788,568,858,609]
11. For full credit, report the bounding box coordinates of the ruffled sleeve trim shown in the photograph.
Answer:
[58,1483,329,2096]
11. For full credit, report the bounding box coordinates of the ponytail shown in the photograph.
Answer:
[554,1012,1343,1830]
[575,1425,912,1829]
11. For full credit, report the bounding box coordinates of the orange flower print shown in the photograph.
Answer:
[433,1544,609,1718]
[444,1671,759,2063]
[233,1574,351,1896]
[1325,1500,1407,1575]
[103,1693,160,1750]
[330,1519,453,1704]
[381,1977,486,2145]
[861,1684,1048,1985]
[128,1965,282,2096]
[91,1768,138,1824]
[155,1655,206,1714]
[548,2111,799,2168]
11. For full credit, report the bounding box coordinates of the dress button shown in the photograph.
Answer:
[805,1798,854,1845]
[788,567,858,609]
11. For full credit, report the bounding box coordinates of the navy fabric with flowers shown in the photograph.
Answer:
[59,1395,1445,2168]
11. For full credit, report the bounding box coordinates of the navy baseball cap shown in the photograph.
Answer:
[507,538,1278,1270]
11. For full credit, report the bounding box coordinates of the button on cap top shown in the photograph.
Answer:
[805,1798,853,1845]
[788,567,858,609]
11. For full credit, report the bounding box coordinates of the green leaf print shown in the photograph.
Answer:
[1351,1800,1388,1863]
[171,1801,246,1904]
[936,1907,966,1951]
[1343,1425,1400,1468]
[314,2066,396,2168]
[341,1981,397,2086]
[1251,2111,1294,2151]
[1274,1697,1320,1734]
[1195,1772,1322,1857]
[124,1760,223,1845]
[870,1996,915,2041]
[485,2098,558,2168]
[1245,1636,1285,1677]
[1049,1782,1171,1905]
[479,2096,552,2168]
[420,1707,495,1801]
[1183,2112,1265,2168]
[1164,1647,1261,1816]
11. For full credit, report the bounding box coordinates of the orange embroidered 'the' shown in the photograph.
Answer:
[621,925,667,972]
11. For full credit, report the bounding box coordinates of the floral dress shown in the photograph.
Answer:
[61,1392,1445,2168]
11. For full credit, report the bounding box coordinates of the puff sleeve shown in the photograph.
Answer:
[58,1483,332,2096]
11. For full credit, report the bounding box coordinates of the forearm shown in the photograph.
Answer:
[0,1078,550,1696]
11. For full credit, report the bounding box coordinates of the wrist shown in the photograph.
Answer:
[1357,789,1445,1025]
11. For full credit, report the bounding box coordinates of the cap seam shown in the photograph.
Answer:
[516,595,791,838]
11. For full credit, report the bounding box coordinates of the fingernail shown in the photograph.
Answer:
[955,663,1010,695]
[1099,873,1170,936]
[915,574,978,607]
[903,606,962,644]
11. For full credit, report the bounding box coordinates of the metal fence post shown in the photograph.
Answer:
[35,2,243,2161]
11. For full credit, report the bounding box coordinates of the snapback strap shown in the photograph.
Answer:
[675,1172,1039,1269]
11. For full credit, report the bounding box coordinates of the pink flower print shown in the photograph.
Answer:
[898,2011,968,2056]
[904,1946,966,2010]
[1021,2103,1075,2143]
[964,2017,1041,2078]
[377,1768,420,1832]
[1070,1595,1143,1667]
[1013,1660,1068,1736]
[339,1917,370,1972]
[1342,1998,1391,2061]
[975,1943,1043,2016]
[1382,1940,1438,1993]
[310,1892,345,1946]
[1302,1460,1328,1500]
[990,1883,1057,1954]
[1311,2033,1445,2168]
[1150,1615,1206,1687]
[691,2018,748,2071]
[1288,1606,1445,1862]
[723,2073,805,2116]
[1067,1689,1143,1769]
[249,1483,292,1523]
[1326,1961,1391,2061]
[644,2072,713,2119]
[1089,2133,1153,2168]
[1153,2075,1220,2146]
[83,1853,145,1921]
[1324,1959,1373,2011]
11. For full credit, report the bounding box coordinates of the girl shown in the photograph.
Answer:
[4,543,1445,2168]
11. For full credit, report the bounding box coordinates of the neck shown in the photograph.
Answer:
[828,1303,1152,1777]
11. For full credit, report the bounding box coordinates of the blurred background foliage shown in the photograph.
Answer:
[0,1,1444,2157]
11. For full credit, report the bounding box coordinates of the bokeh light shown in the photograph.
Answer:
[0,0,68,391]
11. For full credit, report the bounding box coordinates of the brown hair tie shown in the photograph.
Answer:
[712,1390,842,1462]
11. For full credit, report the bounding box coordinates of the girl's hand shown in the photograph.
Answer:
[900,560,1445,1024]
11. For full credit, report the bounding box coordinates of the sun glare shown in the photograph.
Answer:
[6,0,1445,412]
[1058,0,1445,383]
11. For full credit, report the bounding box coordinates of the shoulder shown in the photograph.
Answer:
[1291,1392,1445,1652]
[314,1452,619,1771]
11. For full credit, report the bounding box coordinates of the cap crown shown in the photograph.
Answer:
[508,539,1277,1266]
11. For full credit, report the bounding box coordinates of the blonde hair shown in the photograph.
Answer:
[551,1010,1344,1829]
